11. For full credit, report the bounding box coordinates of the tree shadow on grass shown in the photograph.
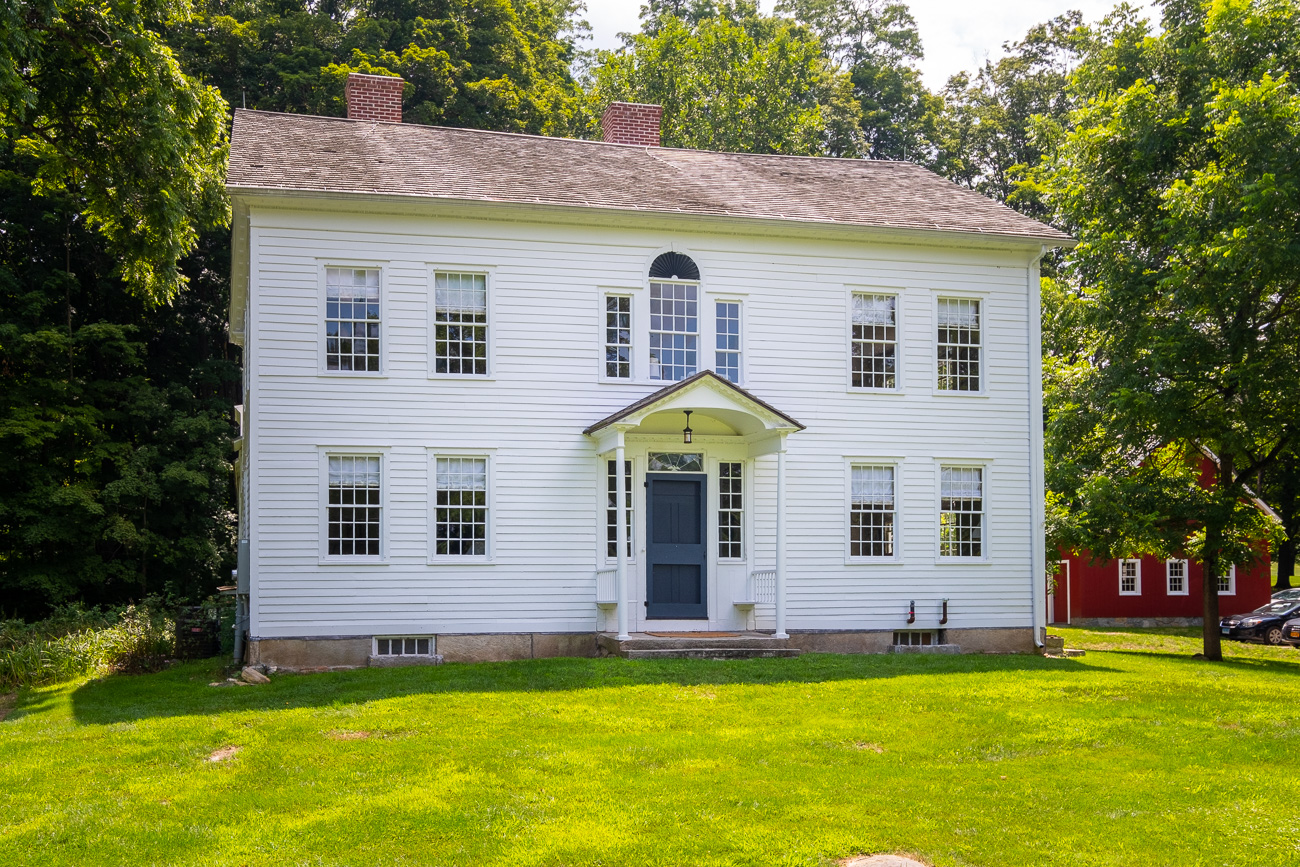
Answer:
[66,651,1111,726]
[1091,648,1300,677]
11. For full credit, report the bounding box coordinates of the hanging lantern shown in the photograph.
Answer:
[682,410,693,444]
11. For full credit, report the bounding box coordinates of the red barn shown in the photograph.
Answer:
[1052,452,1276,626]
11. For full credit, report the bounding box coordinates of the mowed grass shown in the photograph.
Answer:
[2,631,1299,866]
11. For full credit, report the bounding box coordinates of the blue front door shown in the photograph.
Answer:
[646,473,708,619]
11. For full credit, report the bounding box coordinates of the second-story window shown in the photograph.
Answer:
[435,272,488,375]
[648,251,701,382]
[852,294,896,389]
[937,297,981,391]
[715,301,742,383]
[325,267,380,372]
[605,296,632,378]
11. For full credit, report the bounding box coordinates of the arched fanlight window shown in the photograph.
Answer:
[649,251,700,281]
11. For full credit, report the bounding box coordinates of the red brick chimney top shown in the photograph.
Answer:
[600,102,663,147]
[345,73,404,123]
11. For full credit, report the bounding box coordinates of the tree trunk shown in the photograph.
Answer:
[1277,535,1295,590]
[1201,453,1231,661]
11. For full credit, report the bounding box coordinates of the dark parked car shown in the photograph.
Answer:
[1281,617,1300,648]
[1220,599,1300,645]
[1272,587,1300,602]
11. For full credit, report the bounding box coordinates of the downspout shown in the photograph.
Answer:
[1028,245,1049,648]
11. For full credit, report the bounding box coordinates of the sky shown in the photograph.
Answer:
[582,0,1159,88]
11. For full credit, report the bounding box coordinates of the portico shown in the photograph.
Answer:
[584,371,804,640]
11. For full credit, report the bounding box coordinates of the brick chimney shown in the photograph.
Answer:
[600,102,663,147]
[345,73,404,123]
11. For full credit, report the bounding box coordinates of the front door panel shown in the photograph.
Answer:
[646,473,708,619]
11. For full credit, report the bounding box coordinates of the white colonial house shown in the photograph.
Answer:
[226,73,1071,668]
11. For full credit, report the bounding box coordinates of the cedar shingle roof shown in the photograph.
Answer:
[227,109,1071,243]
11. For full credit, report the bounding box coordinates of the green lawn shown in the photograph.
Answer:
[2,630,1298,866]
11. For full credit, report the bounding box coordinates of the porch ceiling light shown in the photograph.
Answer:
[682,410,693,444]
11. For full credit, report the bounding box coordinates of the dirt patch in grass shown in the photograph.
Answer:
[327,730,371,741]
[0,692,14,722]
[205,745,241,763]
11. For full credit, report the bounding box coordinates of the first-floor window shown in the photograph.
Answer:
[719,462,743,559]
[1119,559,1141,594]
[605,295,632,378]
[1217,565,1236,595]
[1166,559,1187,595]
[435,457,488,555]
[939,466,983,557]
[851,464,895,557]
[327,455,381,556]
[606,459,632,558]
[435,272,488,375]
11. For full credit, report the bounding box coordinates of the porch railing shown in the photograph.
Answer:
[735,568,776,606]
[595,568,618,606]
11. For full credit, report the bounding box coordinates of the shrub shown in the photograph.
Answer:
[0,603,175,689]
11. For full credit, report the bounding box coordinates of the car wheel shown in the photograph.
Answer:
[1265,626,1284,645]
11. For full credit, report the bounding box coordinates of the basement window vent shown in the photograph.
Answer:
[375,636,432,656]
[893,631,939,647]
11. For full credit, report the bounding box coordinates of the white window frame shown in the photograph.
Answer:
[318,447,389,565]
[601,292,635,381]
[717,458,745,561]
[318,261,388,377]
[373,636,435,657]
[712,298,745,385]
[935,460,990,563]
[1217,564,1236,595]
[848,288,903,392]
[648,279,701,382]
[1166,559,1189,595]
[932,291,988,397]
[845,458,902,562]
[428,266,495,379]
[1118,559,1142,595]
[427,448,494,563]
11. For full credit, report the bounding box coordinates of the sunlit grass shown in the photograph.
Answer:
[2,633,1298,866]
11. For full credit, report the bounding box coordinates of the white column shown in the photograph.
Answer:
[775,439,789,639]
[614,433,631,640]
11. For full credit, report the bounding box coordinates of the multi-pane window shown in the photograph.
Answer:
[937,298,981,391]
[1119,560,1141,594]
[1166,559,1187,594]
[939,466,983,557]
[325,268,380,372]
[434,272,488,375]
[649,281,698,381]
[715,301,742,383]
[1217,565,1236,595]
[606,459,632,558]
[605,296,632,378]
[327,455,381,556]
[719,462,743,559]
[435,457,487,556]
[375,637,431,656]
[851,465,895,557]
[852,294,897,389]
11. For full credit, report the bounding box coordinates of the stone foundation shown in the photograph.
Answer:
[1069,617,1203,628]
[250,627,1035,669]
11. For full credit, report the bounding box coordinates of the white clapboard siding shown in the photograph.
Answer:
[244,204,1040,638]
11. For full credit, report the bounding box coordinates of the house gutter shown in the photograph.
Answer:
[1028,245,1050,649]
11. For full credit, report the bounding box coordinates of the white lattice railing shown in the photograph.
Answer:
[595,569,618,606]
[736,568,776,605]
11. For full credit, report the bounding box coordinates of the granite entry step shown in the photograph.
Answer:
[598,631,801,660]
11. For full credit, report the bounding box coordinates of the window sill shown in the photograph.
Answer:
[318,372,388,379]
[428,374,495,382]
[932,390,989,398]
[319,558,389,566]
[1166,591,1189,596]
[934,557,991,566]
[428,557,494,566]
[845,557,901,566]
[847,388,905,396]
[1119,591,1142,596]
